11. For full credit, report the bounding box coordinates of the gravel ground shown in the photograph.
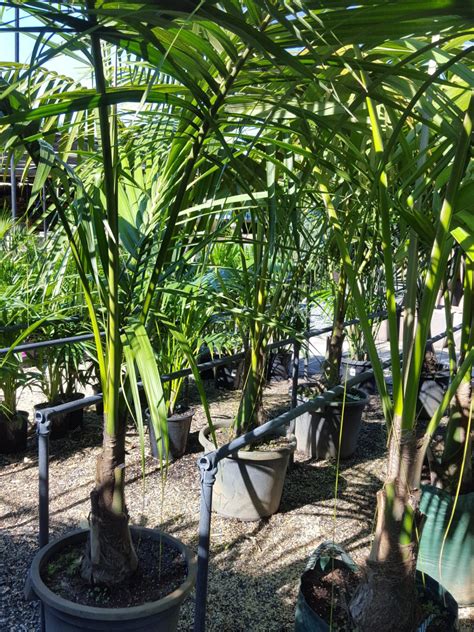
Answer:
[1,380,472,631]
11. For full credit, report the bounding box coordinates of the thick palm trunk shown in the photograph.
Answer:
[82,420,138,585]
[350,427,422,631]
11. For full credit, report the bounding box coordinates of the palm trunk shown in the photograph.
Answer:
[236,342,267,433]
[350,424,422,631]
[322,269,346,387]
[82,414,138,585]
[81,0,138,586]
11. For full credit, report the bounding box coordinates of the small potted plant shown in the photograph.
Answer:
[0,352,32,454]
[0,219,38,452]
[145,283,215,461]
[32,327,87,439]
[293,267,369,459]
[199,159,316,521]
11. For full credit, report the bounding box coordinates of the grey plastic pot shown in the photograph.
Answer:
[0,410,28,454]
[28,527,197,631]
[147,408,194,461]
[294,387,368,460]
[295,541,458,631]
[199,422,296,521]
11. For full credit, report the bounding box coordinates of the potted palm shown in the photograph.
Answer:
[1,1,304,625]
[0,351,31,453]
[298,36,474,630]
[293,240,369,459]
[0,4,231,627]
[0,224,40,453]
[199,159,318,520]
[32,323,88,439]
[146,281,215,461]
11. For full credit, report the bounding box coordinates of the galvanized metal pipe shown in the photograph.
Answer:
[194,455,218,632]
[9,8,19,222]
[37,411,51,549]
[36,410,50,632]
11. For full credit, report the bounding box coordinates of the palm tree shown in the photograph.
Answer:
[0,0,317,584]
[301,32,473,632]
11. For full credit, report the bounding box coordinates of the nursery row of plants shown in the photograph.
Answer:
[0,2,473,631]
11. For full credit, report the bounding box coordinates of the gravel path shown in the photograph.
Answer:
[1,380,472,631]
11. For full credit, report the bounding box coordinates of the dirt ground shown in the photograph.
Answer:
[0,380,472,631]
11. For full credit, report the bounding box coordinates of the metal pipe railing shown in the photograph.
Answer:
[32,313,390,548]
[193,366,380,632]
[32,307,403,551]
[29,306,425,632]
[192,322,463,632]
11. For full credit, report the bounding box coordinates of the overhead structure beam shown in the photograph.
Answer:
[10,6,20,222]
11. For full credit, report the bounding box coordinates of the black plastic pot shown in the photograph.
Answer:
[92,383,104,416]
[340,358,376,394]
[199,422,296,521]
[196,347,214,380]
[34,393,85,439]
[27,527,196,632]
[294,386,368,459]
[267,350,292,382]
[0,410,28,454]
[417,485,474,606]
[147,408,194,461]
[295,541,458,631]
[417,367,450,420]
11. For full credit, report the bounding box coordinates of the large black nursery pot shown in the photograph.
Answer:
[295,541,458,632]
[147,407,194,461]
[199,421,296,521]
[417,364,450,420]
[34,393,85,439]
[294,385,368,460]
[92,383,104,416]
[28,527,196,632]
[0,410,28,453]
[340,357,376,394]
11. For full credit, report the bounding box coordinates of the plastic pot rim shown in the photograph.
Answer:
[199,421,296,461]
[29,527,197,621]
[297,387,369,411]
